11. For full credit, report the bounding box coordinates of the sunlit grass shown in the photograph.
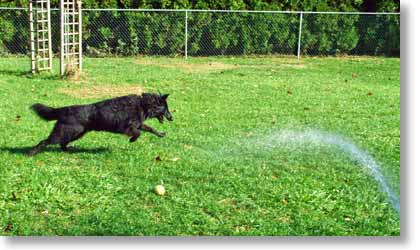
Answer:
[0,56,400,235]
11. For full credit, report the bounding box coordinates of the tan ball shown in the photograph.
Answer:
[154,185,165,196]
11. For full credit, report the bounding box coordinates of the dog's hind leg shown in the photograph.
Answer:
[27,139,51,156]
[27,122,65,156]
[27,122,86,156]
[59,124,86,151]
[140,124,166,137]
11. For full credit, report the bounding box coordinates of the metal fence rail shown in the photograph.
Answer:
[0,8,400,58]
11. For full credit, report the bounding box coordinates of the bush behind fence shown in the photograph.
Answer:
[0,8,400,57]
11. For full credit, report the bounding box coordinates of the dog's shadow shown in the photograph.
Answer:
[0,146,110,155]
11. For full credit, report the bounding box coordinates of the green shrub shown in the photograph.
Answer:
[0,1,400,56]
[301,14,360,55]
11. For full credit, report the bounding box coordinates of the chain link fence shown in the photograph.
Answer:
[0,8,400,57]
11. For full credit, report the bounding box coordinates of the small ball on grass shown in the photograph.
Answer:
[154,185,165,196]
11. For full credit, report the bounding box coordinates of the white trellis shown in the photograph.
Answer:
[29,0,53,73]
[60,0,83,76]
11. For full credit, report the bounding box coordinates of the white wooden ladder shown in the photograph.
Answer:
[60,0,82,76]
[29,0,53,73]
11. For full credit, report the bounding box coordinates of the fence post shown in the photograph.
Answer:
[297,11,303,60]
[184,10,188,60]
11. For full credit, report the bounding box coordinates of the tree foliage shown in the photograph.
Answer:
[0,0,399,56]
[0,0,399,12]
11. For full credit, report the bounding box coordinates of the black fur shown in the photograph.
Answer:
[27,93,173,156]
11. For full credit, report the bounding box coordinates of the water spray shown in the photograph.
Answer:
[257,129,400,214]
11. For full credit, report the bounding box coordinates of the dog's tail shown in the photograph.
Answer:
[31,103,58,121]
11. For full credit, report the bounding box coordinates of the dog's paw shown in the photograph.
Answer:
[26,150,38,157]
[129,137,139,142]
[61,146,75,152]
[157,132,166,138]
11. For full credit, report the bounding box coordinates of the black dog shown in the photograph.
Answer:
[27,93,173,156]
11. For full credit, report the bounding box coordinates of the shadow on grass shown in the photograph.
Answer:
[0,69,31,77]
[0,146,110,155]
[0,69,61,80]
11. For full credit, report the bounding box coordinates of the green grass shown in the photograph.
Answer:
[0,56,400,236]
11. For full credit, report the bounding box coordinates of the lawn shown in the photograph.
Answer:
[0,56,400,236]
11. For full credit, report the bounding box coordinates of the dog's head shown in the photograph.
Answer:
[145,93,173,123]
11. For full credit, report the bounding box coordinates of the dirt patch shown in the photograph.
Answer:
[63,70,85,82]
[58,85,144,99]
[244,63,306,69]
[136,57,308,72]
[284,63,306,68]
[255,57,307,68]
[136,58,238,73]
[332,55,381,60]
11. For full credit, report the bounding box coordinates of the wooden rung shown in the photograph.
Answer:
[37,67,52,72]
[38,48,49,51]
[37,20,49,23]
[64,43,79,46]
[37,58,50,61]
[64,22,80,25]
[31,39,49,42]
[66,58,80,62]
[64,63,80,67]
[37,29,49,32]
[65,32,80,36]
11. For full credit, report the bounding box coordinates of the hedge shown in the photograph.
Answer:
[0,0,400,12]
[0,0,399,56]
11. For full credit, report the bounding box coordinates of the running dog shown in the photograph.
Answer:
[27,93,173,156]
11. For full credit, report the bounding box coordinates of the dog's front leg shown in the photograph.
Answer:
[129,130,141,142]
[125,126,141,142]
[140,124,166,137]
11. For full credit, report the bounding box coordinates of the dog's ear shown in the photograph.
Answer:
[161,94,169,100]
